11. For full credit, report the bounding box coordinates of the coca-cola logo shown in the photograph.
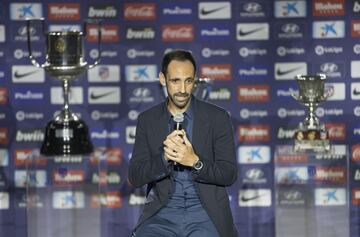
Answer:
[90,192,122,208]
[90,147,122,165]
[124,3,156,20]
[162,24,194,42]
[326,123,345,140]
[14,149,47,166]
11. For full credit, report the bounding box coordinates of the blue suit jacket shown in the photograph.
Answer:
[128,96,238,237]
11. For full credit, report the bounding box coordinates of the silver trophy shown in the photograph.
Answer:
[193,77,213,100]
[26,18,102,156]
[292,74,330,152]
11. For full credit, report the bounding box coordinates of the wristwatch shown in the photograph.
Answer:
[193,159,203,171]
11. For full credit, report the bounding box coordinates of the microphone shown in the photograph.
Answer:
[173,113,184,131]
[172,113,184,166]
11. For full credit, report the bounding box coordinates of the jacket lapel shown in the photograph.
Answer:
[152,101,169,152]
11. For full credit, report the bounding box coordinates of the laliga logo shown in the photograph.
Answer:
[354,44,360,54]
[354,106,360,116]
[14,49,41,59]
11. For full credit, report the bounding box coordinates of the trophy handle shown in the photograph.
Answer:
[26,18,46,68]
[83,19,102,69]
[291,92,301,101]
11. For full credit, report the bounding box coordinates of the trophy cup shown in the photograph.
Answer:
[292,74,330,152]
[193,77,213,100]
[26,19,102,156]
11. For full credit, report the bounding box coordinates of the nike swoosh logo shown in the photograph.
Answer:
[238,27,264,37]
[276,66,303,76]
[129,133,135,139]
[200,6,227,15]
[353,89,360,95]
[14,70,39,79]
[90,91,116,100]
[241,194,263,202]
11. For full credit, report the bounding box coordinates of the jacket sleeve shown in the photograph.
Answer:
[128,114,171,188]
[192,111,238,186]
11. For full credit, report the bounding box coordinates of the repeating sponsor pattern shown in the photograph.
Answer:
[0,1,359,237]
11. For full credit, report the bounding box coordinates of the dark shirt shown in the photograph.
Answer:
[157,99,210,221]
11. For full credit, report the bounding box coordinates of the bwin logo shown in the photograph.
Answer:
[243,3,262,13]
[16,130,44,142]
[320,63,338,73]
[281,23,300,33]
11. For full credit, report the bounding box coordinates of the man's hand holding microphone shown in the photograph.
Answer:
[163,113,199,167]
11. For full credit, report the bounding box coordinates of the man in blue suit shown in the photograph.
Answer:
[128,49,238,237]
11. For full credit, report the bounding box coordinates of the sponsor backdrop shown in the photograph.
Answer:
[0,0,360,237]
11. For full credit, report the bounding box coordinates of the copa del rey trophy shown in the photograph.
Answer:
[26,19,102,156]
[292,74,331,152]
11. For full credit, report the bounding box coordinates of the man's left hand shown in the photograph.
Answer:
[163,130,199,167]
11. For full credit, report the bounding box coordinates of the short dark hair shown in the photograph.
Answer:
[161,49,196,76]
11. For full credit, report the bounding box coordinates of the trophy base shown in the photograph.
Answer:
[41,118,94,156]
[294,129,331,153]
